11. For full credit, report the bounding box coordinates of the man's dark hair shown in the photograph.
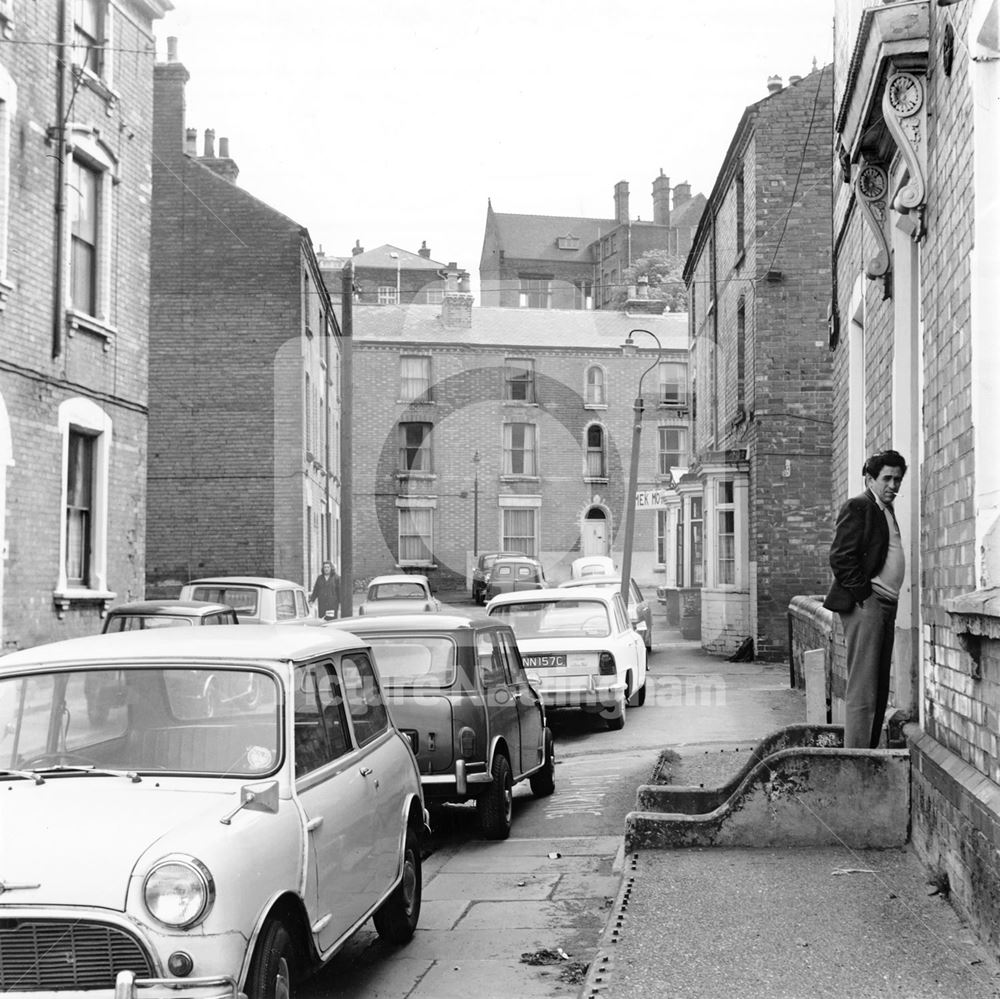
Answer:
[863,449,908,478]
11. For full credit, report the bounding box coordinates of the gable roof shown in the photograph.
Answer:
[351,243,459,272]
[488,212,617,263]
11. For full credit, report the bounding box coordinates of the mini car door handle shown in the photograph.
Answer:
[359,767,374,777]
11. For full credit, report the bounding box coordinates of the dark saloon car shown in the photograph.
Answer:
[483,556,548,603]
[326,613,554,839]
[472,551,526,605]
[101,599,239,633]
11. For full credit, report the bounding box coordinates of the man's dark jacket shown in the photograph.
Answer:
[823,489,890,612]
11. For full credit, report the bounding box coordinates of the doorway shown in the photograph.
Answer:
[581,506,609,557]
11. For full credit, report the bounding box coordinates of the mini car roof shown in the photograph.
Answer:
[106,599,235,616]
[487,587,615,605]
[368,574,430,585]
[326,613,492,633]
[0,624,365,668]
[185,576,303,590]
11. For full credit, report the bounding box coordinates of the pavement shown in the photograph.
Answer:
[420,589,1000,997]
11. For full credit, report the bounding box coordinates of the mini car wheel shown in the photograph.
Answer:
[246,919,297,999]
[605,693,626,731]
[628,673,647,708]
[645,631,653,653]
[477,754,513,839]
[373,825,422,944]
[529,728,555,798]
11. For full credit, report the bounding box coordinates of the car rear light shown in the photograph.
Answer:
[459,726,476,759]
[424,602,431,612]
[401,729,419,753]
[599,652,616,675]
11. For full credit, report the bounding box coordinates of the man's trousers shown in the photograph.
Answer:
[839,594,898,749]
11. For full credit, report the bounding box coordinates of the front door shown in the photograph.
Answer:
[582,507,608,556]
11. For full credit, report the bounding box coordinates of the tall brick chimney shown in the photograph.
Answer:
[153,36,190,162]
[614,180,630,224]
[673,181,692,208]
[198,128,240,183]
[418,241,431,259]
[441,264,473,328]
[767,74,783,94]
[352,240,364,256]
[652,170,671,227]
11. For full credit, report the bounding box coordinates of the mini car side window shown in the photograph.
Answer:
[496,630,526,684]
[276,590,297,620]
[294,591,309,617]
[477,631,509,688]
[294,663,351,777]
[341,653,389,746]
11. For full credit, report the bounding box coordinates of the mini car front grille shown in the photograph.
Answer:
[0,919,155,991]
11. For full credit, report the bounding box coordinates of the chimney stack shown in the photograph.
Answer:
[153,37,190,163]
[203,128,215,158]
[352,240,364,256]
[219,137,230,158]
[167,35,178,62]
[418,241,431,259]
[767,74,783,94]
[441,266,473,328]
[673,181,692,207]
[614,180,630,225]
[184,128,197,156]
[789,74,802,85]
[652,169,671,227]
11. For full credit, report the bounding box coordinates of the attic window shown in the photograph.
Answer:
[556,235,580,251]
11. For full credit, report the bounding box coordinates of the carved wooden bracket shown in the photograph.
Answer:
[882,71,928,238]
[854,160,891,288]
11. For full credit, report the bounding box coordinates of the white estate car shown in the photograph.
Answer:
[357,574,442,616]
[179,577,314,625]
[0,626,426,999]
[486,587,647,730]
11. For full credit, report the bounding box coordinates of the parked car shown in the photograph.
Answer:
[472,551,526,605]
[358,574,442,616]
[178,576,313,624]
[483,556,548,602]
[326,612,554,839]
[486,587,647,730]
[570,555,616,579]
[0,626,426,998]
[102,599,239,633]
[559,576,654,652]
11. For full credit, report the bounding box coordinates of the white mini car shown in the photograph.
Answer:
[358,574,441,616]
[0,626,426,998]
[486,587,647,729]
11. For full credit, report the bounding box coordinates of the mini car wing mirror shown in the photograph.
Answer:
[525,671,541,687]
[219,780,279,825]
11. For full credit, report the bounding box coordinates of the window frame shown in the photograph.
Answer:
[518,276,551,309]
[657,424,688,475]
[399,354,432,403]
[502,422,537,478]
[54,397,114,614]
[657,360,687,407]
[584,422,607,481]
[396,500,435,567]
[504,357,536,403]
[72,0,112,85]
[397,421,433,475]
[500,501,539,558]
[584,364,607,407]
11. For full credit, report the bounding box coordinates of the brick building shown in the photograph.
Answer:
[319,242,469,307]
[479,173,706,310]
[793,0,1000,955]
[348,290,688,593]
[680,67,834,659]
[0,0,171,652]
[146,39,343,596]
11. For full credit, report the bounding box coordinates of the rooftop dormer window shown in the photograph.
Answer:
[556,235,580,251]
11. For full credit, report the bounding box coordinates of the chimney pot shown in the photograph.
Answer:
[418,241,431,259]
[219,137,230,158]
[204,128,215,158]
[767,74,783,94]
[352,240,364,256]
[185,128,197,156]
[167,36,178,62]
[789,74,802,85]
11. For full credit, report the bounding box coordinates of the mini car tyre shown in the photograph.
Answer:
[246,919,297,999]
[477,753,513,839]
[529,728,556,798]
[605,693,626,731]
[628,673,647,708]
[645,630,653,653]
[373,825,422,944]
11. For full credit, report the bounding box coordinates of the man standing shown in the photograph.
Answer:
[310,561,340,619]
[823,450,908,749]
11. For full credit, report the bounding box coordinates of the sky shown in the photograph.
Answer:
[154,1,835,301]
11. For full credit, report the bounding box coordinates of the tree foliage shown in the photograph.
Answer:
[611,249,687,312]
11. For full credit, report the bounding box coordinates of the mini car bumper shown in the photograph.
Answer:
[533,678,625,709]
[421,759,491,797]
[113,971,243,999]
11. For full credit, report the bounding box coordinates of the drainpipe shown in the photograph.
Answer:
[51,0,69,358]
[339,261,354,618]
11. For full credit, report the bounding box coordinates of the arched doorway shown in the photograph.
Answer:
[581,506,610,557]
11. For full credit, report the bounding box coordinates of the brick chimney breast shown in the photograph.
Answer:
[614,180,630,225]
[441,266,473,328]
[418,241,431,259]
[184,128,197,156]
[352,240,364,256]
[204,128,215,158]
[767,74,783,94]
[652,170,671,226]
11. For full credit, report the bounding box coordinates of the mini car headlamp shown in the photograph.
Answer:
[144,856,215,929]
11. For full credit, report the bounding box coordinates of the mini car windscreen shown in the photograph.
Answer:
[488,599,611,639]
[191,586,260,617]
[0,667,281,777]
[104,616,196,632]
[364,636,457,687]
[369,582,427,600]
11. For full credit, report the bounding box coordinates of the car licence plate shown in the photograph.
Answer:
[523,654,566,668]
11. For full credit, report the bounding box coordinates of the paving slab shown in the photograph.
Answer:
[409,957,578,998]
[458,899,606,931]
[423,871,560,901]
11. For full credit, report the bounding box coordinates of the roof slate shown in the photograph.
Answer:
[353,304,689,351]
[489,212,616,262]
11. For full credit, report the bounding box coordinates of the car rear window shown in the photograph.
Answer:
[364,636,457,687]
[104,616,195,633]
[369,582,426,600]
[488,599,610,639]
[191,587,259,617]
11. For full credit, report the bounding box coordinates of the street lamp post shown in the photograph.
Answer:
[473,451,480,556]
[388,251,401,304]
[620,328,663,609]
